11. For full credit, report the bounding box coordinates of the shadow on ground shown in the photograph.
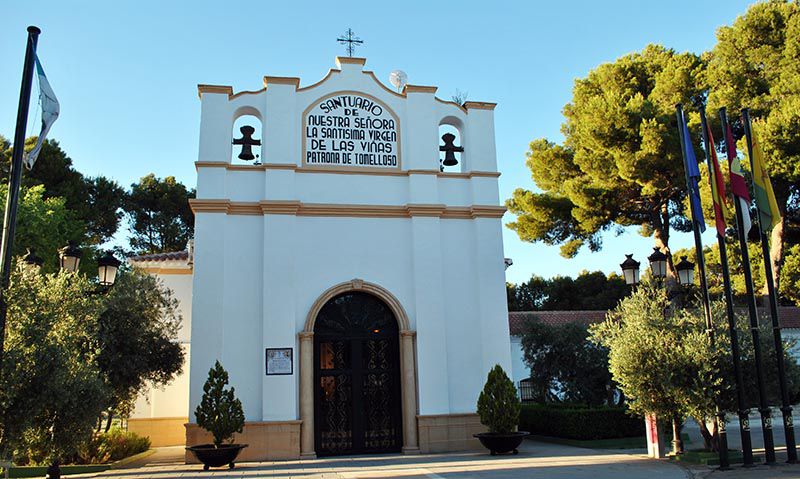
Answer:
[75,440,687,479]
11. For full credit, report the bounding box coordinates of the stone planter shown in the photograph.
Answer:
[186,444,248,470]
[473,432,529,455]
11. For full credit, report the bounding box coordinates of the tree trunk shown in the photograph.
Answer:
[696,417,720,452]
[104,409,113,433]
[654,204,676,278]
[671,415,684,455]
[768,215,785,295]
[763,181,789,297]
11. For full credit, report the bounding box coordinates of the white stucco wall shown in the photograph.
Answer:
[188,57,511,423]
[509,336,528,385]
[130,264,193,420]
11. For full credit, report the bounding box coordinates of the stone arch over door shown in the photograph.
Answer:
[299,279,418,457]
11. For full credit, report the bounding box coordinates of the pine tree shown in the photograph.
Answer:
[477,365,520,434]
[194,361,245,446]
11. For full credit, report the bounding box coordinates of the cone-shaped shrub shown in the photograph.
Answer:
[194,361,245,446]
[477,364,520,434]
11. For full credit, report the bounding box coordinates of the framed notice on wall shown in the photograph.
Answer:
[265,348,293,375]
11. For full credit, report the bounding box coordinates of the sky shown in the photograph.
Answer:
[1,0,755,284]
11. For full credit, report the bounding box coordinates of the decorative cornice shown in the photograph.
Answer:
[263,76,301,88]
[468,171,502,178]
[469,205,507,218]
[229,88,265,100]
[299,203,406,218]
[405,204,447,217]
[195,161,229,170]
[435,97,468,114]
[260,200,302,215]
[229,163,295,172]
[463,101,497,111]
[403,85,438,94]
[194,162,500,178]
[406,169,439,176]
[197,58,496,110]
[335,56,367,66]
[189,199,228,213]
[190,199,506,219]
[297,166,408,176]
[197,84,233,99]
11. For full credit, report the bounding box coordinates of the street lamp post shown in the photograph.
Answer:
[622,249,697,457]
[35,242,119,479]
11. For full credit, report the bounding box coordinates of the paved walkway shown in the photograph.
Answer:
[69,440,800,478]
[75,440,689,479]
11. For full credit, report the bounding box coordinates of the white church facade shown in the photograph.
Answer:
[129,56,512,461]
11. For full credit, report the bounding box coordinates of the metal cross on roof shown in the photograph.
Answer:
[337,28,363,57]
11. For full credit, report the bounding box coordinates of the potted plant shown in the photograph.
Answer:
[186,361,248,470]
[473,364,529,455]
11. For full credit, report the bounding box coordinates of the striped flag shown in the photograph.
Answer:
[682,118,706,233]
[24,53,59,170]
[705,122,729,236]
[724,122,751,235]
[748,126,781,233]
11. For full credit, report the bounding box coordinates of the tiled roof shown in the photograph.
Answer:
[508,310,607,335]
[777,307,800,329]
[509,307,800,335]
[129,251,189,262]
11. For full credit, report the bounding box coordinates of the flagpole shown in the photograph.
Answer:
[698,106,739,468]
[677,103,726,469]
[0,26,41,363]
[675,106,714,330]
[742,108,796,463]
[718,107,754,467]
[737,108,776,464]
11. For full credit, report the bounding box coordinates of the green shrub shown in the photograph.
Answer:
[519,404,644,440]
[195,361,245,446]
[477,365,520,434]
[77,429,151,464]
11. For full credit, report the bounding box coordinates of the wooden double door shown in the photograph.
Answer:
[313,291,403,456]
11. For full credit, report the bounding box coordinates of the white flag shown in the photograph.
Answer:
[24,54,59,170]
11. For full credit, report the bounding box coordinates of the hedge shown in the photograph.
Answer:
[518,404,644,440]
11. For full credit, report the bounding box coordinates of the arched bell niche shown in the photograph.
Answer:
[438,117,465,173]
[231,106,263,165]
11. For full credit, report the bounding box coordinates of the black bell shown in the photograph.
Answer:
[232,125,261,161]
[439,132,463,167]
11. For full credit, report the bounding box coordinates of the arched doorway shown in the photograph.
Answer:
[313,291,403,456]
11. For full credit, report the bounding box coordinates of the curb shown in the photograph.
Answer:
[109,449,157,469]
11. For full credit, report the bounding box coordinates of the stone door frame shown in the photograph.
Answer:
[298,279,419,457]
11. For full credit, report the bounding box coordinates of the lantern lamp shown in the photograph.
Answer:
[620,254,641,286]
[58,241,82,273]
[97,251,121,287]
[648,247,668,279]
[675,256,695,286]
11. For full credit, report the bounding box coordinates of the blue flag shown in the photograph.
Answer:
[682,119,706,233]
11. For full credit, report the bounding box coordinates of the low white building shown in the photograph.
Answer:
[129,56,512,461]
[127,251,193,447]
